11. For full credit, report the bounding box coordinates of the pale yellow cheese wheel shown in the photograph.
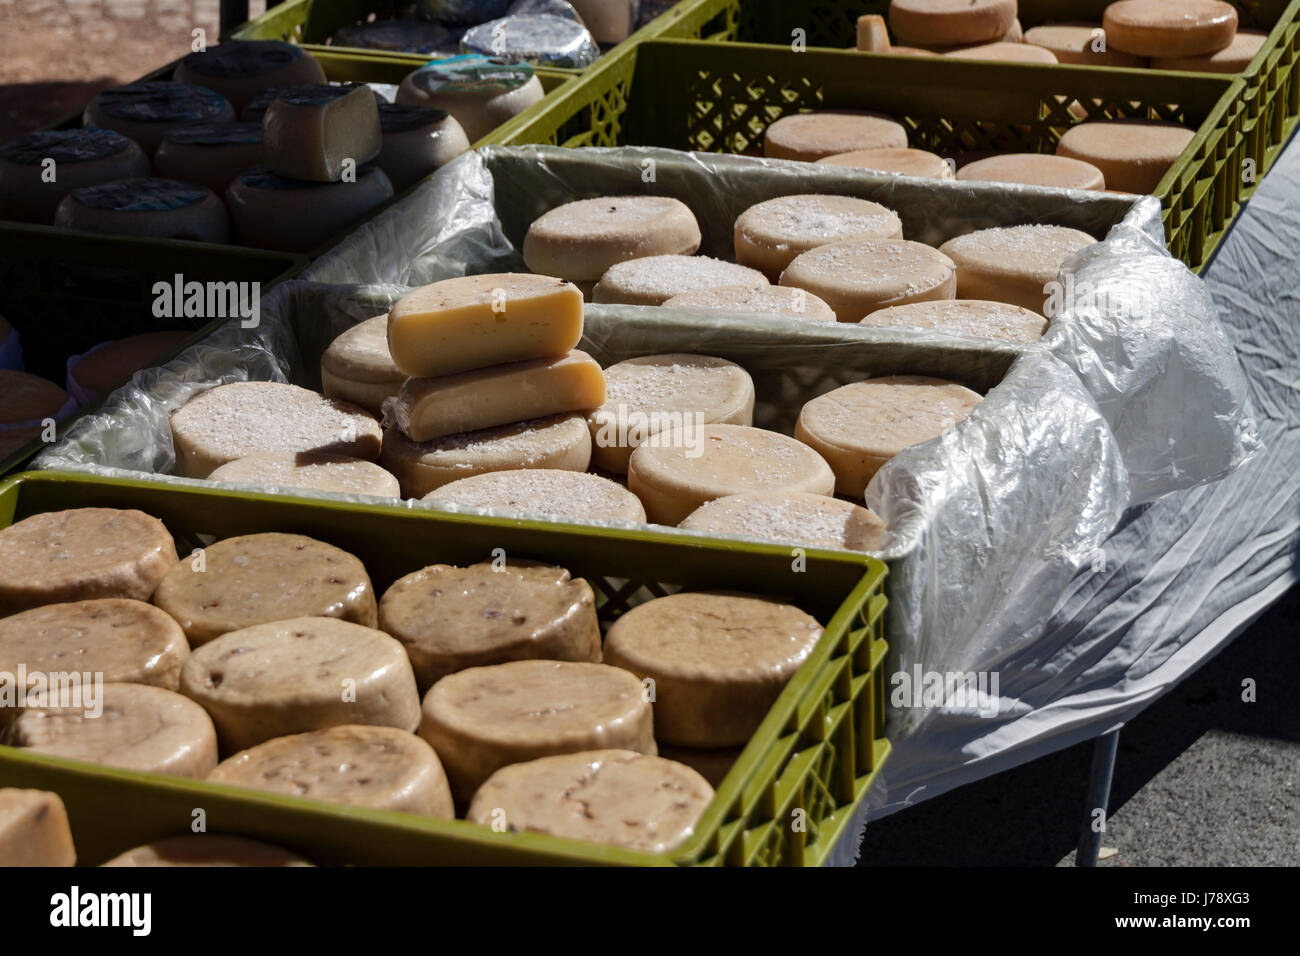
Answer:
[663,284,838,323]
[957,153,1106,191]
[319,314,404,416]
[733,194,903,281]
[943,41,1058,63]
[68,330,191,401]
[938,224,1098,313]
[1152,28,1267,72]
[678,491,886,552]
[207,452,401,499]
[1056,120,1195,194]
[815,147,954,179]
[889,0,1017,47]
[1023,22,1148,67]
[779,238,957,322]
[1103,0,1238,57]
[763,110,908,162]
[424,468,648,523]
[591,255,768,306]
[523,196,703,282]
[860,299,1049,344]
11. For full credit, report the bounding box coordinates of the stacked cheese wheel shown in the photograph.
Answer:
[0,504,843,859]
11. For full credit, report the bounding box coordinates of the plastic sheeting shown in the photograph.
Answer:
[33,145,1264,865]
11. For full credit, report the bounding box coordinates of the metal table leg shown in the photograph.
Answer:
[1075,728,1121,867]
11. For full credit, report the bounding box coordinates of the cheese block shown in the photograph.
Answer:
[461,15,600,69]
[381,414,591,498]
[814,147,953,179]
[678,491,886,552]
[397,56,545,143]
[587,354,756,474]
[603,592,823,747]
[0,790,76,866]
[169,381,381,478]
[84,82,235,153]
[102,835,312,867]
[4,683,218,778]
[0,599,189,690]
[1023,22,1148,67]
[569,0,638,43]
[333,19,461,55]
[225,163,394,252]
[378,560,602,689]
[938,224,1098,313]
[0,508,176,615]
[857,13,890,51]
[0,369,72,461]
[780,238,957,322]
[1152,28,1267,72]
[523,196,702,282]
[66,330,191,405]
[957,153,1106,191]
[655,744,741,789]
[262,84,382,183]
[319,314,403,415]
[152,532,378,646]
[889,0,1017,47]
[662,284,838,323]
[1103,0,1238,57]
[943,42,1058,63]
[386,273,583,379]
[240,83,377,124]
[153,122,264,194]
[55,178,230,244]
[418,659,656,804]
[377,103,471,191]
[206,452,402,499]
[592,255,768,306]
[763,110,908,162]
[392,350,604,444]
[0,128,150,224]
[1055,120,1194,194]
[208,725,454,817]
[795,376,982,496]
[861,299,1049,343]
[734,194,904,282]
[180,616,420,753]
[467,749,713,852]
[424,468,647,522]
[628,424,835,526]
[174,41,327,111]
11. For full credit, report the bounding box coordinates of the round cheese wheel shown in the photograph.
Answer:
[225,163,394,252]
[153,122,264,195]
[763,110,908,162]
[0,599,189,690]
[397,57,545,143]
[603,592,824,747]
[0,128,150,224]
[180,616,420,753]
[153,532,378,647]
[663,284,838,323]
[333,19,460,55]
[591,255,768,306]
[418,659,656,804]
[678,491,886,552]
[55,177,230,244]
[0,369,71,461]
[0,508,176,615]
[208,725,454,817]
[734,194,903,281]
[943,42,1059,63]
[780,238,957,321]
[628,423,835,526]
[938,224,1098,313]
[206,452,401,499]
[382,414,591,499]
[377,103,471,191]
[1023,22,1148,67]
[102,835,312,867]
[523,196,703,282]
[169,381,382,479]
[795,376,982,496]
[83,81,235,153]
[815,147,954,179]
[174,40,327,112]
[6,682,217,778]
[467,749,714,852]
[378,560,602,690]
[461,15,600,69]
[655,743,741,789]
[1153,28,1267,72]
[66,330,191,404]
[957,152,1106,191]
[1103,0,1238,57]
[240,83,377,124]
[423,468,648,523]
[889,0,1017,47]
[860,299,1049,343]
[1055,120,1194,194]
[319,314,403,416]
[587,354,756,474]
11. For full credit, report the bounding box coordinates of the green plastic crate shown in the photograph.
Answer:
[488,38,1244,272]
[0,470,889,867]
